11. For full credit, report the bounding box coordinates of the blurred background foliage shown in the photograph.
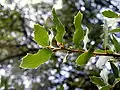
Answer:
[0,0,120,90]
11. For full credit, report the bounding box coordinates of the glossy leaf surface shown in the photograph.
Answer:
[73,11,84,47]
[20,48,52,69]
[52,8,66,43]
[34,24,49,46]
[76,48,93,66]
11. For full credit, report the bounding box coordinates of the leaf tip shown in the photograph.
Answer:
[102,10,119,18]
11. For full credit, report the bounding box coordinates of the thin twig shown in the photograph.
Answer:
[51,47,120,57]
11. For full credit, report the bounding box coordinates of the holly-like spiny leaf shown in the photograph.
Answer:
[20,48,52,69]
[52,8,66,43]
[73,11,84,47]
[34,24,49,46]
[76,48,94,66]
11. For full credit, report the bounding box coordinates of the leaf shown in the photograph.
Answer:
[103,20,108,49]
[49,29,54,46]
[52,8,66,43]
[76,48,94,66]
[111,35,120,52]
[100,85,111,90]
[34,24,49,46]
[73,11,84,47]
[110,62,119,78]
[109,28,120,33]
[102,10,119,18]
[95,49,113,54]
[63,52,69,63]
[90,76,106,87]
[20,48,52,69]
[83,28,89,51]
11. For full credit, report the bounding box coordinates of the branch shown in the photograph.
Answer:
[1,46,120,63]
[51,47,120,57]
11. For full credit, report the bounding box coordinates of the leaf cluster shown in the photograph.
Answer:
[20,9,120,89]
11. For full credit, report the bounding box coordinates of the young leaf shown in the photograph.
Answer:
[109,28,120,33]
[34,24,49,46]
[110,62,119,78]
[102,10,119,18]
[63,52,69,63]
[20,48,52,69]
[52,8,66,43]
[49,29,54,46]
[76,48,93,66]
[111,35,120,52]
[90,76,106,87]
[83,28,89,51]
[73,11,84,47]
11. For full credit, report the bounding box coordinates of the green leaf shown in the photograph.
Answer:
[111,35,120,52]
[100,85,111,90]
[73,11,84,47]
[52,8,66,43]
[95,49,113,54]
[76,48,93,66]
[109,28,120,33]
[110,62,119,78]
[34,24,49,46]
[90,76,106,87]
[103,20,108,50]
[102,10,119,18]
[20,48,52,69]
